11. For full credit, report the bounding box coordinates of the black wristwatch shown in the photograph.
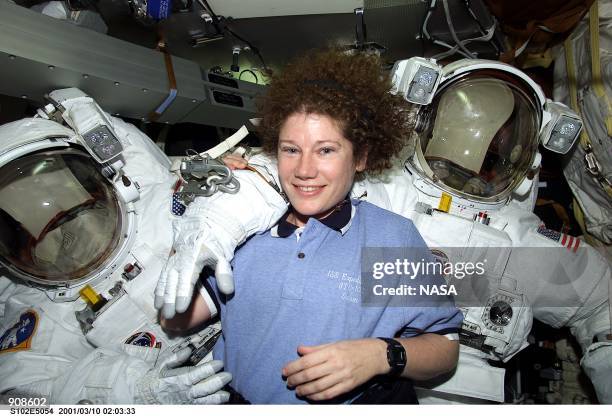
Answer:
[377,337,407,377]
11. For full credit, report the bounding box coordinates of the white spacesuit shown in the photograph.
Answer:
[0,88,238,404]
[370,58,611,403]
[157,58,611,403]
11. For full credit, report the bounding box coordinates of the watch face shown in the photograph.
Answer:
[390,346,407,365]
[381,338,406,374]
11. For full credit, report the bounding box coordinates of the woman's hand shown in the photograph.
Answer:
[223,153,248,170]
[282,339,388,401]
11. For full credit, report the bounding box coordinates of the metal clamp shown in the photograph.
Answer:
[583,144,612,198]
[170,324,222,365]
[176,152,240,204]
[75,286,126,334]
[584,144,602,176]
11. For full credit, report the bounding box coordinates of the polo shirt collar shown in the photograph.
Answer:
[271,197,355,238]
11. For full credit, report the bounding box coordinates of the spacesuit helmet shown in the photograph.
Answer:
[391,58,582,205]
[0,117,133,296]
[412,71,541,201]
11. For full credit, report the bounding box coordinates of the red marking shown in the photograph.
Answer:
[561,234,567,245]
[173,179,183,192]
[567,236,574,250]
[573,238,580,252]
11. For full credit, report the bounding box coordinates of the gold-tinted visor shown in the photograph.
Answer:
[415,74,540,200]
[0,148,122,285]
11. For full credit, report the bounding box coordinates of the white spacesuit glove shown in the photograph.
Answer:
[10,346,231,404]
[155,211,231,319]
[134,348,231,404]
[155,158,287,319]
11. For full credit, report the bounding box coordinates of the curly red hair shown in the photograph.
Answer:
[257,49,414,176]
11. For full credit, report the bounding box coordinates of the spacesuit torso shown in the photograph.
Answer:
[351,166,610,403]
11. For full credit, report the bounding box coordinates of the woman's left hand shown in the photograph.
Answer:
[222,153,248,170]
[282,339,387,401]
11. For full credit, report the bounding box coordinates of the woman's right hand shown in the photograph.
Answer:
[223,153,249,170]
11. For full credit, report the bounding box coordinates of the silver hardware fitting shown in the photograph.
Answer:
[122,262,142,281]
[473,212,491,226]
[37,96,65,124]
[583,145,612,192]
[74,287,126,334]
[584,144,602,177]
[170,325,222,365]
[176,153,240,204]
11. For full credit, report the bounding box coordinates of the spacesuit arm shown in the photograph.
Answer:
[501,206,612,403]
[155,153,288,318]
[581,339,612,404]
[574,264,612,404]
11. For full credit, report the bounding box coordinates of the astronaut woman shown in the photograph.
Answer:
[163,49,463,404]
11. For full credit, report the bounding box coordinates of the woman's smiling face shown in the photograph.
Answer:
[277,112,366,227]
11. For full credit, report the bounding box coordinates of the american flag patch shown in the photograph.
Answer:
[171,180,186,216]
[171,193,186,216]
[537,226,580,252]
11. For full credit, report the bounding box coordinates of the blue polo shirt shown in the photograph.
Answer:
[210,199,462,404]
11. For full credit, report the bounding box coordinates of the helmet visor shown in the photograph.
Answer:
[415,76,540,200]
[0,148,122,284]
